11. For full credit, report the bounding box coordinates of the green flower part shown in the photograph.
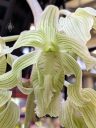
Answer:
[0,90,19,128]
[0,5,96,128]
[0,37,18,75]
[59,7,96,44]
[59,99,87,128]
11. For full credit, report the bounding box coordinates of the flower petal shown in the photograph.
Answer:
[11,30,45,50]
[0,90,12,107]
[61,52,89,106]
[0,50,41,89]
[46,93,62,117]
[58,16,93,44]
[38,5,59,42]
[0,101,20,128]
[0,56,7,75]
[57,33,96,70]
[6,54,18,66]
[59,100,87,128]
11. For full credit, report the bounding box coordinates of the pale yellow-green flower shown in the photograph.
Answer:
[0,5,96,128]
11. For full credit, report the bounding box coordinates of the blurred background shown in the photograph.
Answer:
[0,0,96,127]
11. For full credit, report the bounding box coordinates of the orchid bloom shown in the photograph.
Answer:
[58,7,96,44]
[0,5,96,128]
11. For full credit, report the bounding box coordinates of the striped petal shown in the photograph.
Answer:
[38,5,59,43]
[58,16,93,44]
[11,30,45,51]
[6,54,18,66]
[0,90,12,107]
[59,100,87,128]
[0,101,20,128]
[61,52,89,106]
[0,56,7,75]
[0,50,41,89]
[57,33,96,70]
[58,7,96,44]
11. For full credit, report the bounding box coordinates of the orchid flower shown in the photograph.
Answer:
[0,5,96,128]
[59,7,96,44]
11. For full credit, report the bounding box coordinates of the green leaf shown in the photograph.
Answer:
[0,101,20,128]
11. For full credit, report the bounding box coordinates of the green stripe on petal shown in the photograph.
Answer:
[0,51,41,89]
[75,7,96,32]
[58,16,93,44]
[0,90,12,107]
[59,100,75,128]
[38,5,59,42]
[6,54,18,66]
[57,33,96,70]
[11,30,45,51]
[79,103,96,128]
[0,101,20,128]
[61,52,89,106]
[75,7,96,16]
[0,56,7,75]
[46,93,62,117]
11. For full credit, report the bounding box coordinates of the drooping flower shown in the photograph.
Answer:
[0,5,96,128]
